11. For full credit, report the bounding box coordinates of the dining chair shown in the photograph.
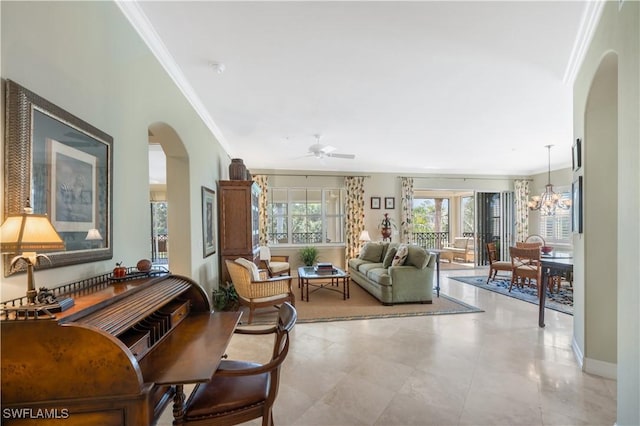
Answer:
[485,242,512,283]
[176,302,297,426]
[258,246,291,277]
[509,246,541,293]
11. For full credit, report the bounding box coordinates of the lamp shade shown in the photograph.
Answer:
[359,230,371,242]
[85,228,103,241]
[0,212,65,253]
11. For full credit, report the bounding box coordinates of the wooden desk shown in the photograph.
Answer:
[539,255,573,328]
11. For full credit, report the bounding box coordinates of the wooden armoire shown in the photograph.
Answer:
[217,180,260,284]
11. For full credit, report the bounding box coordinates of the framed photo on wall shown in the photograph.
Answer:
[202,186,216,257]
[572,138,582,171]
[385,197,395,209]
[371,197,381,209]
[3,80,113,277]
[572,176,583,233]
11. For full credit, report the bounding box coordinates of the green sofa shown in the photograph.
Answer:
[347,242,435,305]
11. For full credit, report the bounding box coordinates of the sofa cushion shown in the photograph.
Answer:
[366,267,392,286]
[348,258,370,272]
[359,242,386,262]
[392,244,409,266]
[359,262,384,275]
[382,246,397,268]
[406,246,430,269]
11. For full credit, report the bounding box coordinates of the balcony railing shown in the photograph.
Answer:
[410,232,450,249]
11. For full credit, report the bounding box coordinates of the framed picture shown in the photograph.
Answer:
[371,197,381,209]
[572,176,583,233]
[385,197,395,209]
[572,138,582,171]
[202,186,216,257]
[3,80,113,276]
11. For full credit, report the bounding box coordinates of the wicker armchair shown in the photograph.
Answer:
[225,259,295,324]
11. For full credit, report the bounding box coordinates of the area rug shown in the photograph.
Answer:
[450,275,573,315]
[239,281,483,325]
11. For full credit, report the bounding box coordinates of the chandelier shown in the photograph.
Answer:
[528,145,571,216]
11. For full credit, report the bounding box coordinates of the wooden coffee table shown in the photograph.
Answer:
[297,266,350,302]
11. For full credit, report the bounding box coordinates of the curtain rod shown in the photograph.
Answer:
[397,176,533,181]
[257,173,371,179]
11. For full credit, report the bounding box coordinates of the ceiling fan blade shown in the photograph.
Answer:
[326,153,355,159]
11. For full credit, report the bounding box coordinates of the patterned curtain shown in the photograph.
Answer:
[514,179,530,242]
[400,177,414,243]
[253,174,269,246]
[344,176,365,268]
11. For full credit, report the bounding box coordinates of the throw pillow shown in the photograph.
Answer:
[391,244,409,266]
[359,242,385,262]
[382,247,398,268]
[235,257,261,281]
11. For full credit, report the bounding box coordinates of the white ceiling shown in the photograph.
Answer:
[125,1,599,179]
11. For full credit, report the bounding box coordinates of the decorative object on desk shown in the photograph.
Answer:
[0,201,72,311]
[299,245,319,266]
[201,186,216,257]
[228,158,247,180]
[541,246,553,254]
[528,145,572,215]
[385,197,395,209]
[113,261,127,278]
[136,259,152,272]
[370,196,381,209]
[379,213,396,241]
[572,138,582,171]
[572,176,583,233]
[4,80,113,277]
[450,276,573,315]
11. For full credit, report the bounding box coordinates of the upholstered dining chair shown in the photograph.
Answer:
[175,302,297,426]
[258,246,291,277]
[486,242,513,283]
[509,246,542,293]
[225,259,295,324]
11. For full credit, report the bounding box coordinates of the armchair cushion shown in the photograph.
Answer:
[235,257,261,281]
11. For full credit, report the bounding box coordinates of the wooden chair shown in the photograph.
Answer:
[225,259,295,324]
[509,246,541,293]
[486,242,512,283]
[176,302,297,426]
[258,246,291,277]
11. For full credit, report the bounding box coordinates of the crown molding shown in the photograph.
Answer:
[562,1,606,85]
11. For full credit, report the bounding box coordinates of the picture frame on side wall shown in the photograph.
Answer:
[572,138,582,171]
[202,186,216,257]
[572,176,583,233]
[3,80,113,277]
[371,197,381,209]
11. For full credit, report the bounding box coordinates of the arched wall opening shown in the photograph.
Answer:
[148,122,191,277]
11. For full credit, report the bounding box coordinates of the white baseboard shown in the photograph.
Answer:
[572,337,617,379]
[572,337,584,368]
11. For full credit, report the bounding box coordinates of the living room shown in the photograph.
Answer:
[1,1,638,425]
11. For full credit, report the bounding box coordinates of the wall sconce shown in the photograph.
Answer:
[0,202,72,312]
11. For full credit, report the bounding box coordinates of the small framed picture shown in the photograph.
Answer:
[572,138,582,171]
[370,197,381,209]
[202,186,217,257]
[572,176,583,233]
[385,197,395,209]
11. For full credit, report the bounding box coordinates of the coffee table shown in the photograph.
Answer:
[297,266,350,302]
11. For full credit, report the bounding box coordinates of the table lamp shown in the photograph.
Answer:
[85,228,103,248]
[0,202,66,307]
[359,230,371,243]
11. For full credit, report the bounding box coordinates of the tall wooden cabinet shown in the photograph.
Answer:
[218,180,260,284]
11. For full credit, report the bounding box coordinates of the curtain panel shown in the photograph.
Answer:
[514,179,530,242]
[253,175,269,246]
[400,177,414,244]
[344,176,365,268]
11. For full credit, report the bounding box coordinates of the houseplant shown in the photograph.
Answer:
[213,282,239,311]
[299,246,319,266]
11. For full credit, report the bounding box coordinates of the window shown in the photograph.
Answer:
[267,188,345,245]
[538,190,572,244]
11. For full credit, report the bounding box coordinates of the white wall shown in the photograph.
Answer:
[1,1,229,301]
[573,1,639,424]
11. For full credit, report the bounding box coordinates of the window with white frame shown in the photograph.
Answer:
[538,189,572,244]
[267,188,345,245]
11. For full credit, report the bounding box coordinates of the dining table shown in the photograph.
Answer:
[539,252,573,327]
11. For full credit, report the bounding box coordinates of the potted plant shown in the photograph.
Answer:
[213,282,239,311]
[378,213,397,240]
[299,246,319,266]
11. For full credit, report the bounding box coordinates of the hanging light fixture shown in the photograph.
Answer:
[528,145,572,216]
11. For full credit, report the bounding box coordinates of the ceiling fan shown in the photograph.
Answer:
[306,135,355,160]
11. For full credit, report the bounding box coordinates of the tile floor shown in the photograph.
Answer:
[158,268,617,426]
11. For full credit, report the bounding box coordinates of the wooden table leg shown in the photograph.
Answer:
[172,384,186,423]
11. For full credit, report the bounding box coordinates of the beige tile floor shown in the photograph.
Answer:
[158,268,617,426]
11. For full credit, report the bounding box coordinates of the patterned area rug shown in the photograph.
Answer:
[450,275,573,315]
[239,281,483,325]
